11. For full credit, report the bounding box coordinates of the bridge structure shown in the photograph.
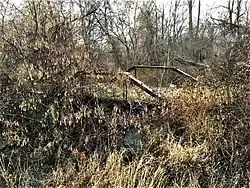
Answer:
[120,65,198,100]
[74,65,198,101]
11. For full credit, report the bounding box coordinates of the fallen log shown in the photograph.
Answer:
[127,65,198,81]
[121,72,161,99]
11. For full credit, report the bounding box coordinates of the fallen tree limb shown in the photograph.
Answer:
[127,65,198,81]
[121,72,161,99]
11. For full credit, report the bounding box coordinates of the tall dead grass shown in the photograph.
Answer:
[0,74,249,187]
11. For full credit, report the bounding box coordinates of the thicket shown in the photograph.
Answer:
[0,0,249,187]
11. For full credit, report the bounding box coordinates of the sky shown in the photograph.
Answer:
[10,0,229,18]
[156,0,229,18]
[11,0,229,7]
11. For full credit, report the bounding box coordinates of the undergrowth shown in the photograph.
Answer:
[0,67,249,187]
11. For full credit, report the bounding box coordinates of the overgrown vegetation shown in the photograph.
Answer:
[0,0,249,187]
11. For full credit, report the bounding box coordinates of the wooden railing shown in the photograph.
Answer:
[120,72,161,99]
[127,65,198,81]
[73,65,198,101]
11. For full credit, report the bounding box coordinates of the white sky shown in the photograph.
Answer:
[11,0,229,8]
[156,0,229,18]
[11,0,229,18]
[156,0,228,8]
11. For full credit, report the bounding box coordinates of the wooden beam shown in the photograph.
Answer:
[121,72,161,99]
[127,65,198,81]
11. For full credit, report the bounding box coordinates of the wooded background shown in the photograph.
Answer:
[0,0,249,84]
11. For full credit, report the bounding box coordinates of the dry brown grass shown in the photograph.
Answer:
[168,85,228,142]
[1,73,249,187]
[44,150,208,188]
